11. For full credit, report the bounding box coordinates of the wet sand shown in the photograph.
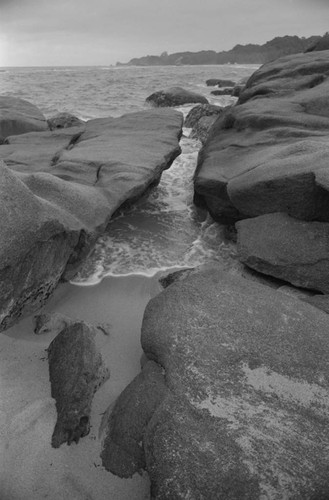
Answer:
[0,275,161,500]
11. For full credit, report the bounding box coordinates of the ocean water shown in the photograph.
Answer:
[0,64,258,283]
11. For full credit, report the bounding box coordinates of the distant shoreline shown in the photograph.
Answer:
[116,33,322,67]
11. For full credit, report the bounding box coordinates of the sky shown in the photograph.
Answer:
[0,0,328,67]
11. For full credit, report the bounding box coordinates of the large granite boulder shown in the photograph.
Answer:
[146,87,208,107]
[194,50,329,223]
[0,107,183,330]
[237,212,329,293]
[101,268,329,498]
[0,96,48,141]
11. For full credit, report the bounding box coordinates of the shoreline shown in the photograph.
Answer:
[0,274,160,499]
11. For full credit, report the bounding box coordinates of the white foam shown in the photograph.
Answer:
[70,116,232,286]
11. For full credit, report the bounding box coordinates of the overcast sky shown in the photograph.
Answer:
[0,0,328,67]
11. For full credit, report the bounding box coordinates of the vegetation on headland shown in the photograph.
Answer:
[116,34,322,66]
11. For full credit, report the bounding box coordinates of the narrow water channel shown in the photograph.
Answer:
[71,130,235,286]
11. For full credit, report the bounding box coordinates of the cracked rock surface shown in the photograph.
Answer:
[0,107,183,330]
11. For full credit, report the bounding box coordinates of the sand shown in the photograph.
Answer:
[0,275,162,500]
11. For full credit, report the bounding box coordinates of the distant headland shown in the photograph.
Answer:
[116,34,322,66]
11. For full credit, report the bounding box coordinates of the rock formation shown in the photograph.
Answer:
[0,96,48,142]
[102,267,329,498]
[184,104,226,144]
[193,49,329,291]
[0,107,183,330]
[237,213,329,293]
[194,50,329,224]
[146,87,208,107]
[48,320,110,448]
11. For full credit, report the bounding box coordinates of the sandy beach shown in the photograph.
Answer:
[0,275,161,500]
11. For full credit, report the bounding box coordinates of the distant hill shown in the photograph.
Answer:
[116,35,322,66]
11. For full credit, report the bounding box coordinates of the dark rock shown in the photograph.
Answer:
[232,76,250,97]
[107,267,329,498]
[158,268,195,288]
[194,50,329,223]
[0,96,48,141]
[47,112,85,130]
[101,361,168,477]
[184,104,226,144]
[48,320,110,448]
[146,87,208,107]
[0,107,183,330]
[190,115,220,144]
[237,212,329,293]
[184,104,223,128]
[206,79,236,87]
[211,88,233,96]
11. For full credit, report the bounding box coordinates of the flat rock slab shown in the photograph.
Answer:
[237,212,329,293]
[48,320,110,448]
[194,50,329,223]
[1,126,84,173]
[0,107,183,330]
[0,96,48,141]
[146,87,208,107]
[105,267,329,499]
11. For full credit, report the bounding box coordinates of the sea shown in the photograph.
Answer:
[0,64,258,285]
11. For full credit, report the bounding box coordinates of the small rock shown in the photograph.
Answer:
[184,104,224,128]
[47,112,85,130]
[48,321,110,448]
[146,87,208,107]
[206,79,236,87]
[159,268,194,288]
[211,88,233,96]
